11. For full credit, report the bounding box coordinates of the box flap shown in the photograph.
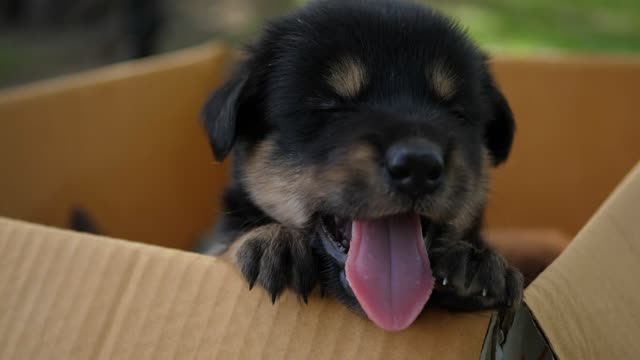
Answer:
[525,163,640,358]
[0,218,490,359]
[0,43,233,250]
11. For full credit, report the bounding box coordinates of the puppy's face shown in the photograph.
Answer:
[204,1,515,314]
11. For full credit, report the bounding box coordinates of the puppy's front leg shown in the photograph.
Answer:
[429,232,524,311]
[226,224,318,303]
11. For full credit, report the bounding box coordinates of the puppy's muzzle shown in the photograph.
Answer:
[385,139,445,196]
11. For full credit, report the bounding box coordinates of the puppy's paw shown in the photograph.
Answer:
[430,241,523,311]
[234,224,317,303]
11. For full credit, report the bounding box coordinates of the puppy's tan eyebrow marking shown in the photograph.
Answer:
[326,57,368,98]
[429,61,457,100]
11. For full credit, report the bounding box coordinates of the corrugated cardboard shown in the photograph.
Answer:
[479,163,640,359]
[0,43,234,250]
[524,163,640,359]
[0,217,490,360]
[2,163,639,359]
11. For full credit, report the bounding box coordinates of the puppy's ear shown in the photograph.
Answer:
[202,69,251,162]
[483,75,515,166]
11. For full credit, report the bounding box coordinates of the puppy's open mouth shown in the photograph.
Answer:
[319,215,352,259]
[319,213,435,331]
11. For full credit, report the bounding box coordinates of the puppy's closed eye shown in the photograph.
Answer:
[306,97,341,112]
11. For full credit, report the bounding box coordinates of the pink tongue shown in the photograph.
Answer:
[345,213,434,331]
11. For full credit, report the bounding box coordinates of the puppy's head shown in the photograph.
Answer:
[203,0,515,319]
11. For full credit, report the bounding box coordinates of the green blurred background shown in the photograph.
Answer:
[1,0,638,89]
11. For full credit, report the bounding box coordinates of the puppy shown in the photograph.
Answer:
[199,0,523,331]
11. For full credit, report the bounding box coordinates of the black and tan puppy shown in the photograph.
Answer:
[199,0,523,331]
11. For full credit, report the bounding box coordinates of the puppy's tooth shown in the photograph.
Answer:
[482,288,487,297]
[442,277,448,286]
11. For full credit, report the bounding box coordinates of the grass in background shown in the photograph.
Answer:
[428,0,640,54]
[0,49,12,81]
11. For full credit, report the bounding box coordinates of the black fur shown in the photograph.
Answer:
[200,0,522,316]
[236,227,318,304]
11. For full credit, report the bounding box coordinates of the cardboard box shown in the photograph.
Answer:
[0,164,638,359]
[0,43,235,250]
[0,218,492,359]
[1,44,639,358]
[488,163,640,359]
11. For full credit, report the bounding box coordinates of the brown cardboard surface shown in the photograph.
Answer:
[525,163,640,359]
[0,217,491,360]
[485,229,570,284]
[0,43,233,250]
[488,56,640,235]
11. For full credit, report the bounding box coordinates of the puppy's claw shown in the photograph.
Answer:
[235,226,318,305]
[302,293,309,304]
[430,239,524,311]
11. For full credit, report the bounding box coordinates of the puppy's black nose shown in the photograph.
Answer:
[385,141,444,195]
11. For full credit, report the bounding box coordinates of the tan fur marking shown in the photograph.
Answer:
[244,139,403,224]
[324,143,377,183]
[243,138,319,227]
[244,135,488,236]
[326,57,368,98]
[448,148,491,234]
[420,147,490,238]
[430,62,456,100]
[321,143,408,218]
[422,148,462,222]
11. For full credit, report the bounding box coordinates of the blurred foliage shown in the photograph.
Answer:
[1,0,639,89]
[0,49,12,80]
[430,0,640,54]
[251,0,640,55]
